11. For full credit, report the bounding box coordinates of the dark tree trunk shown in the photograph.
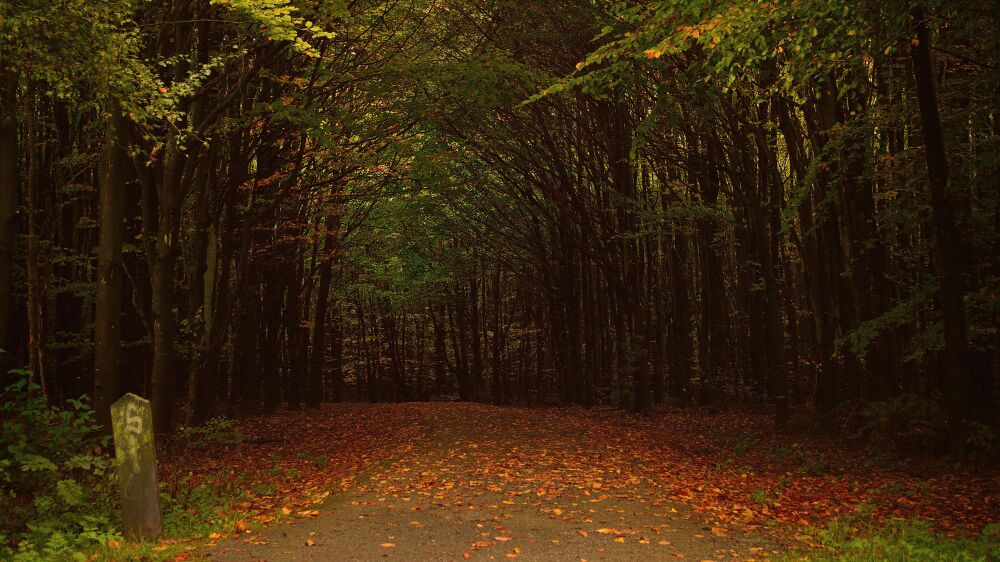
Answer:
[911,8,984,449]
[307,214,338,408]
[0,70,17,369]
[94,108,129,431]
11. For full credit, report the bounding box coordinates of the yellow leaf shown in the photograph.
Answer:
[305,538,316,546]
[381,543,396,548]
[553,508,563,515]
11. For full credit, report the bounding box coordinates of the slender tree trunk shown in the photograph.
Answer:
[285,264,305,410]
[307,213,338,407]
[25,105,46,398]
[149,137,186,432]
[94,107,129,430]
[0,70,18,369]
[261,268,283,412]
[330,302,343,402]
[237,273,261,413]
[469,276,482,399]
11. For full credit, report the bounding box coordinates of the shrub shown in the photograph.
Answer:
[855,393,948,453]
[177,416,244,449]
[0,371,121,560]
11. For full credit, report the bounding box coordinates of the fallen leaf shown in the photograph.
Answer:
[305,538,315,546]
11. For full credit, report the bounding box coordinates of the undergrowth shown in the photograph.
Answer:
[1,371,251,561]
[784,506,1000,561]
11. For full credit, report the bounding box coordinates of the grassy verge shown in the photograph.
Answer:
[781,508,999,561]
[86,481,257,561]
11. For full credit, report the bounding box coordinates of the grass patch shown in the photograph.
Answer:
[733,434,758,456]
[750,488,773,505]
[783,508,1000,561]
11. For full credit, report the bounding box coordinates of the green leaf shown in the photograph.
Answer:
[56,479,85,507]
[19,454,57,472]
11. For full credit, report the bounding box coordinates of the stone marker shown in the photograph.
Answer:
[111,393,162,540]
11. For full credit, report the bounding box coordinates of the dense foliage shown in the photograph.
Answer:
[0,375,118,559]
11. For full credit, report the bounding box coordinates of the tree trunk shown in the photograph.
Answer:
[911,8,977,450]
[149,137,186,433]
[307,213,338,407]
[0,70,18,369]
[94,107,129,430]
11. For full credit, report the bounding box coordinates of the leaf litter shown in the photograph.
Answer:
[166,403,997,558]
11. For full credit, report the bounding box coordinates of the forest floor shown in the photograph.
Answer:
[148,403,998,561]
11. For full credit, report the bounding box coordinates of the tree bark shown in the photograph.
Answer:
[911,8,975,449]
[0,70,18,368]
[94,107,129,430]
[307,213,339,408]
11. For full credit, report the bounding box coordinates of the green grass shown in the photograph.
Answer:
[750,488,773,505]
[781,510,1000,561]
[74,483,253,561]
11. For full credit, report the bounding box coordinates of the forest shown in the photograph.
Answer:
[0,0,998,560]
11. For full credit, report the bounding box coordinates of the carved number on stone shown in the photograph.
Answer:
[125,403,142,472]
